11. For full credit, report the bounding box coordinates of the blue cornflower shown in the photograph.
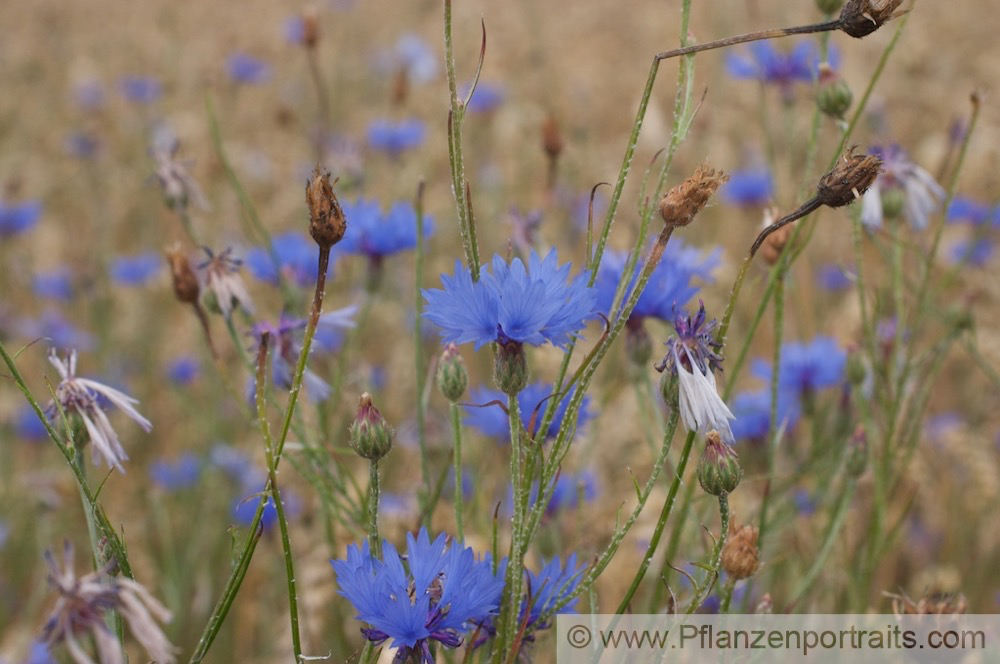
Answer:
[149,453,202,490]
[729,389,801,443]
[392,34,438,83]
[209,444,258,485]
[63,131,100,159]
[726,40,833,89]
[861,145,944,231]
[594,240,719,323]
[752,336,846,397]
[0,199,42,237]
[949,237,993,266]
[16,404,49,442]
[339,199,434,258]
[815,263,853,291]
[110,252,161,286]
[423,249,596,351]
[72,80,105,111]
[15,311,93,350]
[233,490,279,531]
[463,383,594,441]
[226,52,271,85]
[366,119,426,156]
[523,555,585,629]
[166,356,199,385]
[794,489,817,516]
[721,169,774,207]
[118,76,162,104]
[535,469,598,516]
[332,529,504,662]
[948,196,1000,227]
[284,16,307,44]
[461,82,505,113]
[245,231,333,287]
[33,268,74,301]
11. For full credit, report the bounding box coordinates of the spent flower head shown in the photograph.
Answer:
[198,246,255,318]
[658,165,728,228]
[860,145,943,231]
[150,127,208,213]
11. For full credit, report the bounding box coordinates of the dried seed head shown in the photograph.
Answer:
[758,207,794,265]
[305,166,346,249]
[301,7,320,49]
[839,0,907,38]
[658,165,728,228]
[542,114,564,160]
[721,519,761,580]
[816,147,883,208]
[165,243,199,304]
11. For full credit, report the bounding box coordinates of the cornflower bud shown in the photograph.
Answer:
[816,147,883,209]
[494,337,528,396]
[305,166,347,249]
[846,425,868,478]
[658,165,728,228]
[721,520,761,580]
[350,393,393,461]
[436,343,468,402]
[165,243,199,304]
[697,430,742,497]
[816,64,853,119]
[839,0,907,39]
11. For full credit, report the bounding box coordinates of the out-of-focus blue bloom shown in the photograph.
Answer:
[110,252,161,286]
[379,493,417,518]
[331,529,503,660]
[594,240,719,323]
[376,34,438,84]
[0,200,42,237]
[15,311,93,350]
[210,444,259,485]
[794,489,817,516]
[949,236,993,266]
[150,453,202,490]
[72,80,105,111]
[284,16,307,44]
[699,595,722,614]
[166,356,199,385]
[63,131,100,159]
[924,412,963,444]
[33,269,74,301]
[816,263,853,291]
[461,82,505,113]
[245,231,333,287]
[726,41,834,88]
[861,145,944,231]
[948,196,1000,227]
[523,555,584,627]
[536,469,598,516]
[233,490,278,531]
[24,639,57,664]
[447,468,475,501]
[729,389,801,443]
[424,249,596,351]
[119,76,162,104]
[721,169,774,207]
[226,52,271,85]
[16,404,49,442]
[753,336,846,397]
[464,383,594,441]
[338,199,433,258]
[366,119,426,156]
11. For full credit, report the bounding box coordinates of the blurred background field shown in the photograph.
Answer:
[1,0,999,662]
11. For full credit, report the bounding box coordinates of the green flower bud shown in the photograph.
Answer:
[697,431,742,497]
[881,187,906,221]
[846,425,868,478]
[817,64,853,119]
[436,343,468,402]
[349,393,393,460]
[494,339,528,396]
[659,368,679,409]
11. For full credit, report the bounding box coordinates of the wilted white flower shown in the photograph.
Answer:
[861,145,944,231]
[41,541,177,664]
[150,124,208,213]
[198,246,255,318]
[47,350,152,473]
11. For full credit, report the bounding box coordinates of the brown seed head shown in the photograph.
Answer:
[305,166,346,249]
[165,243,199,304]
[542,114,564,160]
[721,520,761,580]
[658,165,728,228]
[839,0,907,38]
[816,147,882,209]
[301,7,320,49]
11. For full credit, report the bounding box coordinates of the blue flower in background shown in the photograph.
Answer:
[226,52,271,85]
[0,200,42,238]
[63,131,100,159]
[948,196,1000,227]
[366,118,426,156]
[15,311,93,350]
[119,76,162,104]
[33,268,74,301]
[284,16,307,44]
[423,249,596,351]
[376,34,438,84]
[245,231,333,287]
[339,199,434,259]
[794,489,817,516]
[111,252,161,286]
[815,263,853,291]
[150,454,202,490]
[233,490,279,531]
[464,383,594,441]
[72,80,105,111]
[726,40,834,88]
[729,389,801,443]
[535,469,598,516]
[721,169,774,207]
[461,82,505,113]
[752,336,846,397]
[331,529,503,661]
[166,356,199,385]
[210,444,258,485]
[523,555,585,629]
[25,639,57,664]
[594,240,719,323]
[16,404,49,442]
[949,237,993,266]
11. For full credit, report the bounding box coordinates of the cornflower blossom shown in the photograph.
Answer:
[72,79,105,111]
[948,196,1000,227]
[339,199,434,259]
[729,390,801,443]
[366,118,426,156]
[721,169,774,208]
[150,128,208,213]
[33,268,74,301]
[118,75,161,104]
[0,199,42,237]
[165,356,199,385]
[15,311,93,350]
[251,305,358,402]
[198,247,255,318]
[949,237,993,266]
[226,52,271,84]
[46,350,152,473]
[63,131,101,159]
[460,82,505,113]
[40,542,177,664]
[463,383,594,441]
[110,252,161,286]
[332,529,503,663]
[531,469,597,516]
[815,263,853,291]
[375,34,439,84]
[725,41,836,97]
[245,231,334,287]
[17,404,49,442]
[149,454,201,491]
[423,249,595,351]
[752,336,846,398]
[861,145,945,231]
[655,303,735,443]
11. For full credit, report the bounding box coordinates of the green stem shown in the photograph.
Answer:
[686,494,730,614]
[789,478,857,607]
[719,578,737,614]
[368,461,381,556]
[756,272,785,552]
[496,394,526,662]
[450,402,465,541]
[413,182,431,523]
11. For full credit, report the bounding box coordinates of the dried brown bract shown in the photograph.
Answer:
[721,519,761,580]
[542,114,564,160]
[306,165,347,249]
[816,147,883,208]
[839,0,908,38]
[658,165,728,228]
[165,243,199,304]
